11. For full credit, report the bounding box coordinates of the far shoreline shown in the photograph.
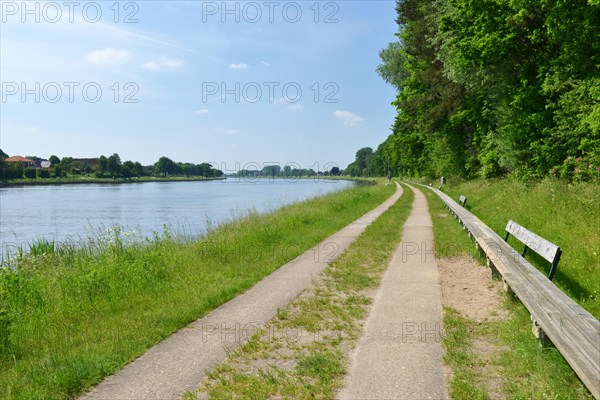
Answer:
[0,176,226,188]
[0,175,373,189]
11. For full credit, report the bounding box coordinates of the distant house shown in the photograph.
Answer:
[27,157,43,168]
[41,161,52,169]
[4,156,35,168]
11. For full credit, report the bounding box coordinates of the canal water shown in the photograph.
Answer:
[0,178,355,259]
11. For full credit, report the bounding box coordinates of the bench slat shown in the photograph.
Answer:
[505,220,561,264]
[462,210,599,340]
[473,233,600,346]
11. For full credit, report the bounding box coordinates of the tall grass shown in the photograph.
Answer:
[441,177,600,318]
[0,181,394,399]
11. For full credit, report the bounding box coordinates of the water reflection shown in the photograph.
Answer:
[0,178,354,259]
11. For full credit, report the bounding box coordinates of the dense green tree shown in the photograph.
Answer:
[155,156,178,176]
[95,155,108,177]
[0,160,22,179]
[24,167,37,179]
[132,161,145,177]
[368,0,600,181]
[107,153,122,176]
[53,165,63,178]
[121,160,135,178]
[345,162,359,177]
[0,149,8,159]
[262,165,281,176]
[346,147,376,176]
[0,152,220,181]
[60,157,74,170]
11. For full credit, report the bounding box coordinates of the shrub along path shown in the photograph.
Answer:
[80,183,404,400]
[338,183,447,399]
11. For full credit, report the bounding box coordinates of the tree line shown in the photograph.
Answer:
[347,0,599,182]
[237,165,341,177]
[0,150,223,180]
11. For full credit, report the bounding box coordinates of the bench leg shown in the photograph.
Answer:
[486,258,514,295]
[502,279,514,295]
[476,242,484,257]
[531,317,551,347]
[487,258,501,280]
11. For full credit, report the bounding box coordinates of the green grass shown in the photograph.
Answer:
[441,177,600,318]
[442,308,488,400]
[423,188,491,398]
[496,297,594,399]
[423,186,594,399]
[192,183,414,399]
[0,180,394,399]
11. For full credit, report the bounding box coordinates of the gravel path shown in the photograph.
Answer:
[80,183,403,400]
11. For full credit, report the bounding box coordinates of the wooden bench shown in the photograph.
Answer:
[422,184,600,399]
[458,195,467,207]
[504,220,562,281]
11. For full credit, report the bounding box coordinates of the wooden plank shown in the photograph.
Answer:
[502,267,600,358]
[452,197,598,342]
[505,220,561,264]
[422,185,600,399]
[470,220,599,353]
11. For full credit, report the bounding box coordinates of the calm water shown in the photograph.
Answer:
[0,178,355,259]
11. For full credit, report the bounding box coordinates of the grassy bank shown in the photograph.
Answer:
[423,187,594,398]
[190,183,414,399]
[437,178,599,318]
[0,180,394,399]
[0,176,224,188]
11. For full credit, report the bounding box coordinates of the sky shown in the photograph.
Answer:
[0,0,399,172]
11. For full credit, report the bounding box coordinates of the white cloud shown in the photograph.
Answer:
[287,104,304,111]
[194,108,209,115]
[260,61,271,67]
[333,110,366,126]
[86,48,132,65]
[160,57,184,68]
[141,61,160,71]
[142,57,184,71]
[229,63,248,70]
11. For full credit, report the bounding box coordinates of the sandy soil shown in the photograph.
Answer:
[438,255,509,400]
[438,256,508,323]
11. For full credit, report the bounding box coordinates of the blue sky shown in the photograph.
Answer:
[1,1,398,171]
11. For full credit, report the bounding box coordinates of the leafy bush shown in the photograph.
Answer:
[53,166,63,178]
[23,167,37,179]
[552,155,600,183]
[0,162,23,180]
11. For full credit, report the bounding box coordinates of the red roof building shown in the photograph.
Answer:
[4,156,36,167]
